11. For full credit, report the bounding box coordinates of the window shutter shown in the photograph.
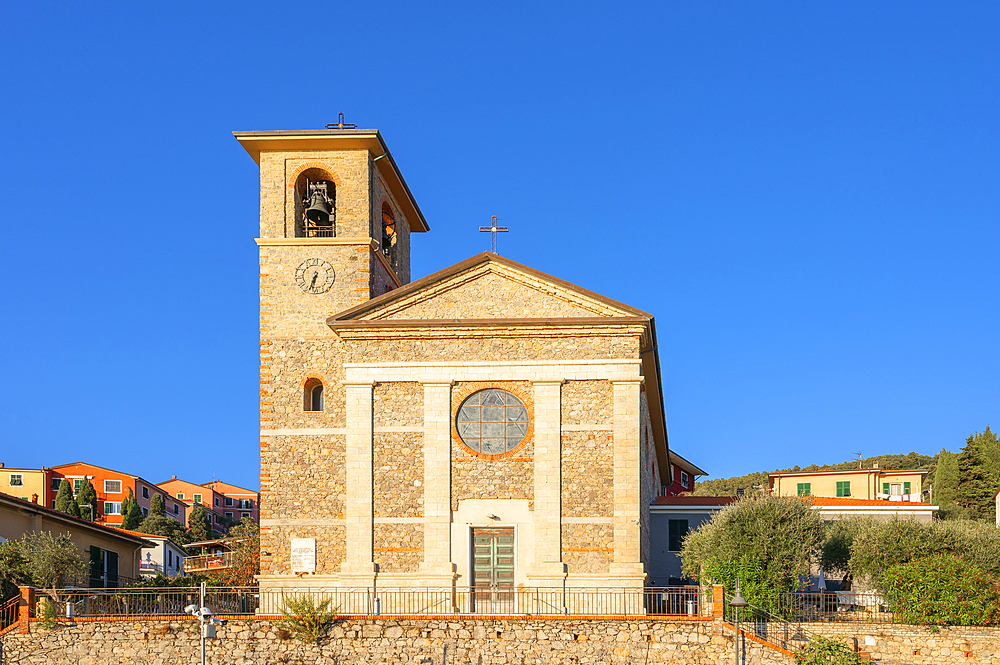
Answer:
[883,482,890,495]
[904,482,911,495]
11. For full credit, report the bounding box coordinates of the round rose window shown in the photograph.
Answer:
[456,389,529,455]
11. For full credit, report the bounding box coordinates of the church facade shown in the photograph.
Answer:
[235,127,671,603]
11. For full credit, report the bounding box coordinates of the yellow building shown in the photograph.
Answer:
[769,467,927,501]
[0,465,48,503]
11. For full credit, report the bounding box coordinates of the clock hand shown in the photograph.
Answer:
[310,273,319,288]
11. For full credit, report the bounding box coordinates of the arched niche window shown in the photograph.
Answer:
[303,378,324,412]
[295,169,336,238]
[381,202,397,270]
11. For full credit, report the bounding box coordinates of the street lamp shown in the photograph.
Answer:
[186,582,227,665]
[730,577,749,665]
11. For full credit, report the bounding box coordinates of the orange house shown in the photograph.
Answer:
[49,462,188,528]
[157,476,228,532]
[201,480,260,524]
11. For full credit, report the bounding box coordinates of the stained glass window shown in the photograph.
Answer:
[456,389,529,455]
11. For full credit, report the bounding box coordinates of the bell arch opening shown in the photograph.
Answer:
[381,202,397,269]
[294,168,337,238]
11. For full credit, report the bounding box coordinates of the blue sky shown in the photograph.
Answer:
[1,2,997,490]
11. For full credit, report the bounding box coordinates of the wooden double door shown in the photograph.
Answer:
[471,527,514,613]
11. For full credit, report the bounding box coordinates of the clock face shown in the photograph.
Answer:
[295,258,336,294]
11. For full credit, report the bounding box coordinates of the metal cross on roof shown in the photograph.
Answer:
[479,216,508,253]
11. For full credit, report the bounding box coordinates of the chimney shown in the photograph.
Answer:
[31,493,38,504]
[172,475,177,480]
[0,463,4,468]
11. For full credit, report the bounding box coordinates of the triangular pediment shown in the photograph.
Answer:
[332,253,649,323]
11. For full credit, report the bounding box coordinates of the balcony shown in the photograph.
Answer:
[183,551,234,573]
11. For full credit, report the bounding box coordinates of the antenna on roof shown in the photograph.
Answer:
[852,452,862,469]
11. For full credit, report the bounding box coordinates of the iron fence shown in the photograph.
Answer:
[0,596,18,636]
[776,591,898,624]
[39,585,710,619]
[723,593,815,653]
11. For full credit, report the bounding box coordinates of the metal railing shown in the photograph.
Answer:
[0,596,18,636]
[39,586,710,618]
[724,593,816,653]
[776,591,898,624]
[183,552,234,572]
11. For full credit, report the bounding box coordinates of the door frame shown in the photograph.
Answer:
[468,524,518,612]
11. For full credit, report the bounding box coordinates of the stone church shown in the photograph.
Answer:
[235,127,671,607]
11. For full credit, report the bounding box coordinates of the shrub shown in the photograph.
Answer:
[277,594,339,644]
[795,636,867,665]
[880,554,1000,626]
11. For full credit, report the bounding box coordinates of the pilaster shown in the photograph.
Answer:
[611,380,645,582]
[527,381,567,585]
[342,381,376,583]
[419,382,456,581]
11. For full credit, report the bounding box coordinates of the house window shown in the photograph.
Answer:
[455,388,530,456]
[661,485,668,497]
[225,497,234,507]
[104,480,122,494]
[668,519,689,552]
[168,550,173,567]
[104,502,122,515]
[193,494,202,504]
[73,479,83,494]
[225,512,233,519]
[9,474,22,487]
[238,498,253,510]
[142,486,149,499]
[680,471,689,487]
[241,512,250,520]
[304,378,324,411]
[797,483,811,496]
[173,504,179,515]
[51,478,62,492]
[177,493,185,500]
[836,481,851,498]
[214,497,219,506]
[141,507,149,517]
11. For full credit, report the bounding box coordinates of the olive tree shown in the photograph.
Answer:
[681,493,823,614]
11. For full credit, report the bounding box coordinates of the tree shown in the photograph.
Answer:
[218,516,260,586]
[76,478,98,522]
[681,494,823,614]
[188,504,211,542]
[931,449,968,520]
[136,513,190,544]
[956,427,1000,521]
[53,479,81,518]
[148,492,165,517]
[121,489,143,530]
[0,532,88,600]
[821,518,864,590]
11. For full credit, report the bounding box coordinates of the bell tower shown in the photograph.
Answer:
[234,127,429,338]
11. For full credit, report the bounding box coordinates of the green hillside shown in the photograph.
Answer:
[692,452,938,496]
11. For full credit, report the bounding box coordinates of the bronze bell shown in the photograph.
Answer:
[304,191,331,226]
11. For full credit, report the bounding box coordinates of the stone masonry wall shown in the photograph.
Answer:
[373,523,424,573]
[806,621,1000,665]
[1,618,794,665]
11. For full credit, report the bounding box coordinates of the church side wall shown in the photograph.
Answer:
[639,390,657,572]
[372,165,411,284]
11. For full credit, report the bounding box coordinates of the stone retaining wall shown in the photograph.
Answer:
[1,617,788,665]
[805,622,1000,665]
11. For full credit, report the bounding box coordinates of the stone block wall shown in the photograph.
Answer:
[806,621,1000,664]
[1,617,795,665]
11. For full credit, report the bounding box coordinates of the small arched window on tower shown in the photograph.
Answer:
[295,169,336,238]
[303,378,324,412]
[381,203,397,270]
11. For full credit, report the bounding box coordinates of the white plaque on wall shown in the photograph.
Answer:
[290,538,316,573]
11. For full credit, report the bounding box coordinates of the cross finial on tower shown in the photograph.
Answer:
[479,216,509,253]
